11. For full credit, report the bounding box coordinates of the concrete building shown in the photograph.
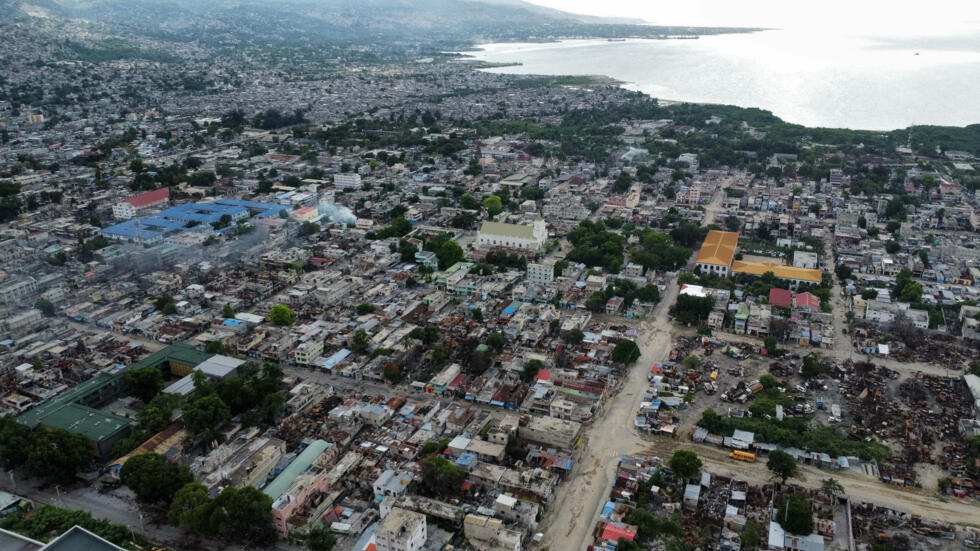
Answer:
[333,173,362,189]
[0,277,38,304]
[375,507,427,551]
[526,260,554,287]
[112,187,170,220]
[792,251,819,270]
[695,230,738,277]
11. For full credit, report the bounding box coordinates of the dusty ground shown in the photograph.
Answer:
[538,192,978,550]
[537,304,980,551]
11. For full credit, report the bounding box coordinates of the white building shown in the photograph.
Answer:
[0,277,38,304]
[477,219,547,251]
[792,251,819,270]
[678,152,699,172]
[333,173,362,189]
[293,339,324,365]
[527,260,555,287]
[375,507,426,551]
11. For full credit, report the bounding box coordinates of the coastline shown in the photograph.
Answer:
[456,35,980,131]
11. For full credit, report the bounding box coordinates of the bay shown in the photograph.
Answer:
[465,30,980,131]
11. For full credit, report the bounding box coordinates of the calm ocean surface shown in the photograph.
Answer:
[466,30,980,130]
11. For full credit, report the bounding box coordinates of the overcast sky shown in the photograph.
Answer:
[523,0,980,36]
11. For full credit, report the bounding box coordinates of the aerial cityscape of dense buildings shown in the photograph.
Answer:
[1,1,979,551]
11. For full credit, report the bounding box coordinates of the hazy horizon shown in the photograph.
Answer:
[524,0,980,38]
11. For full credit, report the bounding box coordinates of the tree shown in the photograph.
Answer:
[35,298,55,316]
[306,526,337,551]
[777,494,814,535]
[211,213,232,230]
[821,478,845,503]
[724,215,741,232]
[482,195,503,218]
[0,415,31,469]
[122,366,164,403]
[669,450,702,480]
[183,394,231,441]
[861,288,879,300]
[471,308,483,322]
[741,518,761,549]
[634,284,661,305]
[682,354,700,371]
[26,429,93,481]
[486,332,505,352]
[420,456,465,496]
[767,450,800,483]
[298,221,320,236]
[763,335,778,354]
[207,486,276,544]
[801,353,825,379]
[585,291,608,313]
[759,374,778,390]
[169,482,211,531]
[350,330,370,352]
[269,304,293,326]
[899,281,923,303]
[221,304,235,318]
[669,294,715,325]
[355,303,375,315]
[523,359,543,380]
[460,194,480,210]
[436,239,465,270]
[121,453,193,504]
[885,240,900,254]
[611,340,641,365]
[566,328,584,344]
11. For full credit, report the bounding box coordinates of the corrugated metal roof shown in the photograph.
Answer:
[262,439,330,500]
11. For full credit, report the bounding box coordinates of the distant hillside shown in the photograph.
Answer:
[6,0,756,51]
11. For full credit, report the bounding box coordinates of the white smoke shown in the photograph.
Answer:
[318,200,357,225]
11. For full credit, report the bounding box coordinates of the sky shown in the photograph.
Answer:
[522,0,980,36]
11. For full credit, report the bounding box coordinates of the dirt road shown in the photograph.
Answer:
[538,281,677,551]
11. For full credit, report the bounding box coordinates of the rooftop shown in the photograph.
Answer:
[124,187,169,208]
[479,221,534,240]
[732,261,823,283]
[262,439,330,500]
[696,230,739,267]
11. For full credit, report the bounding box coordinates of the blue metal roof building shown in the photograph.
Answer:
[156,202,249,225]
[99,216,187,244]
[212,198,289,218]
[100,198,288,245]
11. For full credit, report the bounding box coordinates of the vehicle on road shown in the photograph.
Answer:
[729,450,756,463]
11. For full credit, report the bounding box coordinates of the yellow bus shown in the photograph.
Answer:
[729,450,756,463]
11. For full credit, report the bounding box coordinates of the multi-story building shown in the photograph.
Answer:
[0,277,38,304]
[293,339,324,365]
[333,173,362,189]
[374,507,426,551]
[695,230,738,277]
[112,187,170,220]
[526,260,555,287]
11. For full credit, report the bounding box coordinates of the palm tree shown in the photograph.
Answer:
[821,478,845,506]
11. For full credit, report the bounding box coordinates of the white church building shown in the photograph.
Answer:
[477,218,547,251]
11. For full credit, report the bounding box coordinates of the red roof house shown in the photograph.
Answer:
[794,292,821,311]
[769,288,792,309]
[601,522,637,542]
[125,187,170,208]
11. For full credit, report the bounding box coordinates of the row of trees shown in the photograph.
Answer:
[584,280,662,314]
[0,417,93,482]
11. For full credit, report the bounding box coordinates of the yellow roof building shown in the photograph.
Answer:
[696,230,739,267]
[732,261,823,283]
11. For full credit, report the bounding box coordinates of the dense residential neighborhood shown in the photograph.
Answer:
[1,1,980,551]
